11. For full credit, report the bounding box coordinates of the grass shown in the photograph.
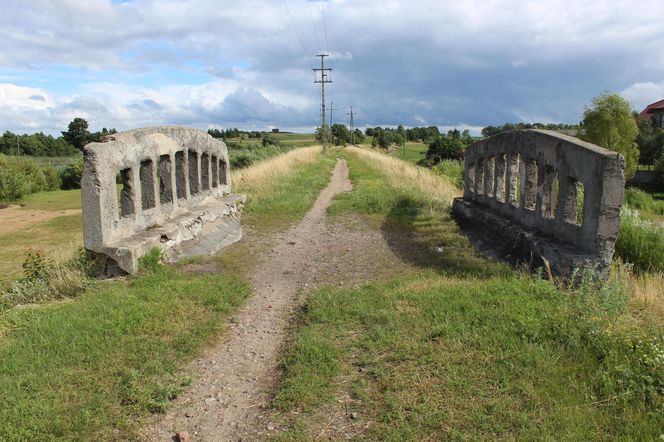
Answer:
[233,145,337,231]
[273,272,663,441]
[0,257,251,441]
[616,207,664,273]
[18,188,82,211]
[226,133,317,149]
[0,214,83,285]
[271,147,664,440]
[0,145,337,440]
[32,155,81,172]
[392,142,428,163]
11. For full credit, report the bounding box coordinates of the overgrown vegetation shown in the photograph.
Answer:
[0,146,334,440]
[616,207,664,273]
[273,267,663,440]
[227,141,299,169]
[0,252,251,440]
[272,147,664,440]
[232,146,336,231]
[0,154,61,201]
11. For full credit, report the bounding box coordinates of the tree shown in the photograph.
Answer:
[426,136,466,162]
[62,117,92,151]
[636,118,664,167]
[331,123,351,145]
[581,93,639,177]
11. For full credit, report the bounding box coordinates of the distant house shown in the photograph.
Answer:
[271,128,280,133]
[639,99,664,128]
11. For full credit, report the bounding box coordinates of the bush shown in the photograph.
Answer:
[624,187,664,215]
[433,160,464,188]
[60,157,84,189]
[615,207,664,272]
[0,154,61,201]
[655,153,664,188]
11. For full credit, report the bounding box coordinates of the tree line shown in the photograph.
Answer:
[1,117,117,157]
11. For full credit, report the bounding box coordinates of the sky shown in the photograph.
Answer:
[1,0,663,136]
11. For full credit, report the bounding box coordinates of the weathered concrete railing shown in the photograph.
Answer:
[82,126,244,275]
[452,129,625,278]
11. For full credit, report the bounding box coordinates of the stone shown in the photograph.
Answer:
[81,126,245,275]
[452,129,625,280]
[175,431,190,442]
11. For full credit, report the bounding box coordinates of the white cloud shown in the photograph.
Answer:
[1,0,664,133]
[621,81,664,112]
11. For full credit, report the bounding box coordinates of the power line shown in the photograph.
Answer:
[313,54,332,154]
[329,101,338,127]
[347,107,357,145]
[281,0,308,59]
[306,0,323,54]
[321,0,330,54]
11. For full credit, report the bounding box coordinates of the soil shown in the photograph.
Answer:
[145,159,418,441]
[0,205,81,236]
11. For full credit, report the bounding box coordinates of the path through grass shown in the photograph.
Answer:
[271,147,664,440]
[0,147,335,440]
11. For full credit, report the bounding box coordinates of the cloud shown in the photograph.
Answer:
[621,81,664,112]
[0,0,663,135]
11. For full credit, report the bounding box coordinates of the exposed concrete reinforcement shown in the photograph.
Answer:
[82,126,244,275]
[452,129,625,279]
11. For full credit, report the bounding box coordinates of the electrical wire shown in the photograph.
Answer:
[321,0,329,54]
[306,0,323,53]
[281,0,309,59]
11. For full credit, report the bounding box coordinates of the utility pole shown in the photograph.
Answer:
[347,107,356,145]
[313,54,332,154]
[329,101,338,128]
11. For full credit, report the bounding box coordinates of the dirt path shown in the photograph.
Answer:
[146,159,416,441]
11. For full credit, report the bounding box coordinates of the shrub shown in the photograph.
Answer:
[40,164,62,190]
[0,154,60,201]
[655,153,664,189]
[60,157,84,189]
[624,187,664,215]
[433,160,464,188]
[615,207,664,272]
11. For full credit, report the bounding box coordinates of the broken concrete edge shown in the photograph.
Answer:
[452,198,609,280]
[81,126,244,276]
[456,129,625,280]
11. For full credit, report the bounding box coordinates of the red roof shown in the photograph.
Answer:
[639,98,664,119]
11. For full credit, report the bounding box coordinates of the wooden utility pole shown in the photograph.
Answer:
[313,54,332,154]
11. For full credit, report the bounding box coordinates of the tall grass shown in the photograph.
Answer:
[345,146,460,205]
[232,145,322,197]
[624,187,664,216]
[616,207,664,272]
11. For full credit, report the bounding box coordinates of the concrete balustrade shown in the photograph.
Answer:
[82,126,244,275]
[452,129,625,278]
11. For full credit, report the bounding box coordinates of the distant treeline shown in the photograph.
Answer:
[365,125,446,143]
[207,128,272,139]
[481,122,579,137]
[0,131,77,157]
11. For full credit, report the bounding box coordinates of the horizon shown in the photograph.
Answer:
[1,0,663,136]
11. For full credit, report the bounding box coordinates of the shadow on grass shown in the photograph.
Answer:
[380,196,511,278]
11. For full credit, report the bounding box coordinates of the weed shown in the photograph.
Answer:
[616,207,664,272]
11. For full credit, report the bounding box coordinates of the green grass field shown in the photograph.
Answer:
[392,142,428,163]
[0,189,83,285]
[270,148,664,440]
[0,149,335,440]
[226,132,317,148]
